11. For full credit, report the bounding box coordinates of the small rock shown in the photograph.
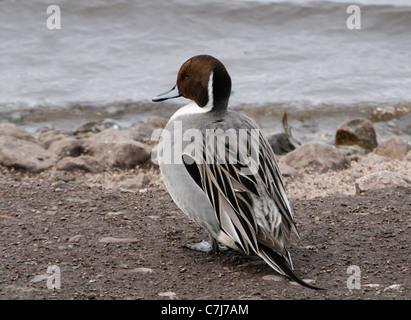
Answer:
[55,174,76,182]
[262,274,285,282]
[99,237,139,244]
[0,136,58,172]
[48,137,84,158]
[355,170,411,194]
[56,155,105,173]
[335,118,378,151]
[131,267,154,274]
[118,173,149,190]
[68,235,85,243]
[83,128,151,168]
[36,127,71,149]
[383,284,403,292]
[278,163,303,179]
[107,211,124,216]
[73,119,123,135]
[375,136,411,160]
[286,143,350,173]
[158,291,177,300]
[0,123,36,143]
[45,210,58,216]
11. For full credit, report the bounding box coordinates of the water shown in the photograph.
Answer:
[1,0,410,143]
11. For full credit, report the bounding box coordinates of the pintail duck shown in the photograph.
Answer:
[152,55,322,290]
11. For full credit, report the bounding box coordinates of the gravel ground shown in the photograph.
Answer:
[0,167,409,300]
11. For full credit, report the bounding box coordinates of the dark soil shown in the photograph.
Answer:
[0,170,409,300]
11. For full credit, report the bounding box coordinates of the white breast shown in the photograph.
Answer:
[169,102,212,121]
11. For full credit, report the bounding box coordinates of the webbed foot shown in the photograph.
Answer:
[184,239,228,253]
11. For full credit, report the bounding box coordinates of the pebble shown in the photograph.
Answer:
[355,170,411,195]
[0,136,58,173]
[383,284,403,292]
[31,274,49,283]
[262,274,284,282]
[131,267,154,274]
[286,143,350,173]
[0,122,36,142]
[158,291,177,300]
[83,128,151,169]
[375,136,411,160]
[99,237,139,244]
[335,118,378,151]
[68,235,85,243]
[56,155,106,173]
[107,211,124,216]
[303,245,316,250]
[118,173,148,190]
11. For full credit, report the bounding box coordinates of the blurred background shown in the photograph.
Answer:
[0,0,410,143]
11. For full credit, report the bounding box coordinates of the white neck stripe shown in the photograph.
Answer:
[206,71,214,110]
[169,71,214,121]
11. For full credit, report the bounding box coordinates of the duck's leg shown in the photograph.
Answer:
[184,235,228,253]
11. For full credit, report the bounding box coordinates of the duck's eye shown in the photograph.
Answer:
[184,73,190,78]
